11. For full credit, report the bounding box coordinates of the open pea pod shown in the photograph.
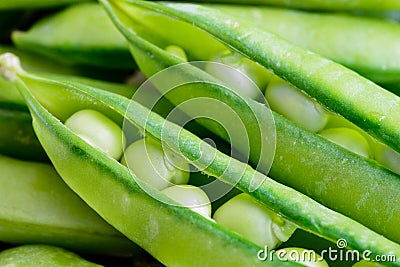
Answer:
[102,0,400,246]
[105,0,400,155]
[0,56,297,266]
[212,5,400,84]
[2,54,400,265]
[163,0,400,11]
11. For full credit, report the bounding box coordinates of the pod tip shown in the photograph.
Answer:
[0,53,23,81]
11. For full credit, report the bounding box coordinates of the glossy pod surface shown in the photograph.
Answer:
[0,154,139,256]
[2,53,400,265]
[0,245,101,267]
[102,0,400,248]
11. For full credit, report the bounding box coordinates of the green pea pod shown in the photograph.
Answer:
[0,0,89,10]
[0,245,101,266]
[212,5,400,83]
[0,154,139,256]
[0,103,48,161]
[163,0,400,11]
[2,55,400,265]
[102,0,400,246]
[12,3,134,70]
[114,0,400,152]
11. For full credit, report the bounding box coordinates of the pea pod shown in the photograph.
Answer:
[112,0,400,155]
[0,154,138,256]
[12,3,135,69]
[163,0,400,11]
[2,54,400,265]
[0,103,48,161]
[102,0,400,246]
[0,0,89,10]
[213,5,400,83]
[0,245,101,266]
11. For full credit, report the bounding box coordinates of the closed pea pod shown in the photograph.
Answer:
[12,3,135,69]
[0,154,138,256]
[0,245,101,267]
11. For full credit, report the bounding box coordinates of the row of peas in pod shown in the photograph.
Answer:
[1,0,400,266]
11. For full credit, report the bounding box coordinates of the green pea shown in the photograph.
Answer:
[205,50,272,99]
[65,109,125,160]
[276,247,329,267]
[121,137,190,190]
[165,45,188,62]
[374,142,400,175]
[213,193,297,248]
[319,127,371,158]
[265,75,329,132]
[161,184,212,218]
[0,245,101,267]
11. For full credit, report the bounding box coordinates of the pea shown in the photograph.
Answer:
[374,142,400,175]
[319,127,371,158]
[265,75,329,132]
[205,50,272,99]
[165,45,188,62]
[213,193,296,248]
[65,109,125,160]
[161,184,212,218]
[121,138,190,190]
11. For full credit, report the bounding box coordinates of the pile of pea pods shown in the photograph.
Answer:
[1,0,400,266]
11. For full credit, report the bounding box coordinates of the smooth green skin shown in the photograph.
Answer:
[265,75,328,132]
[121,138,190,190]
[164,0,400,10]
[205,50,272,99]
[133,1,400,155]
[0,46,136,106]
[0,103,48,162]
[0,154,138,256]
[0,245,101,266]
[161,185,212,218]
[276,248,328,267]
[65,109,125,160]
[9,75,302,267]
[12,3,134,69]
[8,56,400,265]
[319,127,371,158]
[213,193,296,249]
[0,0,89,9]
[211,5,400,83]
[103,0,400,248]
